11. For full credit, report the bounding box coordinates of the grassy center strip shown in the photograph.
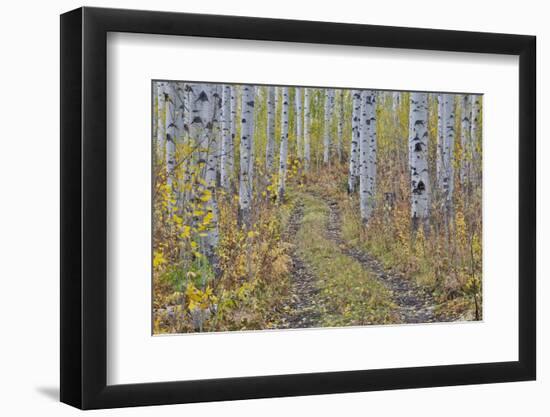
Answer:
[294,192,397,327]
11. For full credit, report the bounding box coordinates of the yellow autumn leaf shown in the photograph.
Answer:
[200,190,212,202]
[181,225,191,239]
[203,212,214,225]
[153,251,166,268]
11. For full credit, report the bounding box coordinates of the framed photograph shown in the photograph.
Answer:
[60,6,536,409]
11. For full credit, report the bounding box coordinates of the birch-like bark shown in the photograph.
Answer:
[470,95,481,186]
[409,92,430,234]
[366,91,377,221]
[359,91,377,222]
[212,85,223,185]
[348,89,361,193]
[157,82,166,154]
[265,86,276,173]
[295,88,303,160]
[165,83,177,202]
[323,89,333,164]
[303,88,311,171]
[220,85,232,189]
[189,85,219,265]
[173,83,186,144]
[459,95,471,187]
[278,87,290,201]
[203,85,218,187]
[228,85,237,181]
[359,91,369,221]
[337,90,344,163]
[239,85,255,224]
[170,83,186,207]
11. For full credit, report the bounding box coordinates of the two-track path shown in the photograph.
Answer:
[281,192,445,326]
[322,196,441,324]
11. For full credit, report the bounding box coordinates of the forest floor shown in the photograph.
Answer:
[278,200,322,329]
[321,194,441,324]
[279,185,447,327]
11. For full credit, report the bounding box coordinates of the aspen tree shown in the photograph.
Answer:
[278,87,290,200]
[303,88,311,171]
[337,90,344,162]
[239,85,255,224]
[409,92,430,234]
[348,90,361,193]
[266,86,276,173]
[220,85,232,189]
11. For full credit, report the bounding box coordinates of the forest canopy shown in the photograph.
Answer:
[152,82,482,334]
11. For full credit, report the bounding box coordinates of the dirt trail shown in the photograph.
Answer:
[279,201,321,329]
[322,196,442,324]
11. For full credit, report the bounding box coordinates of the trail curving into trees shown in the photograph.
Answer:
[289,190,446,325]
[322,195,439,324]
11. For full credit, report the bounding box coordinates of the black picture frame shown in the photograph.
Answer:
[60,6,536,410]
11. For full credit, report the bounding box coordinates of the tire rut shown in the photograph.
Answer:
[322,196,443,324]
[279,201,321,329]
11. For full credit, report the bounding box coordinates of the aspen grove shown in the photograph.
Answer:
[153,82,482,333]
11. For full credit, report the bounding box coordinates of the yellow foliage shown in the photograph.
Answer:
[153,251,166,269]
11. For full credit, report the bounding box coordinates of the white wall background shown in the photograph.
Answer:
[0,0,545,415]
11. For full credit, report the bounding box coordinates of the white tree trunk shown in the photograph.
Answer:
[295,88,303,160]
[181,83,194,190]
[470,95,481,185]
[359,91,377,222]
[195,85,219,262]
[337,90,344,162]
[220,85,232,190]
[304,88,311,171]
[239,85,255,224]
[204,86,219,180]
[275,86,280,115]
[278,87,290,200]
[366,91,377,221]
[156,82,166,154]
[174,83,186,142]
[229,85,237,181]
[165,83,177,201]
[266,86,276,173]
[212,86,223,185]
[348,89,361,193]
[409,92,430,233]
[359,91,369,221]
[458,95,470,185]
